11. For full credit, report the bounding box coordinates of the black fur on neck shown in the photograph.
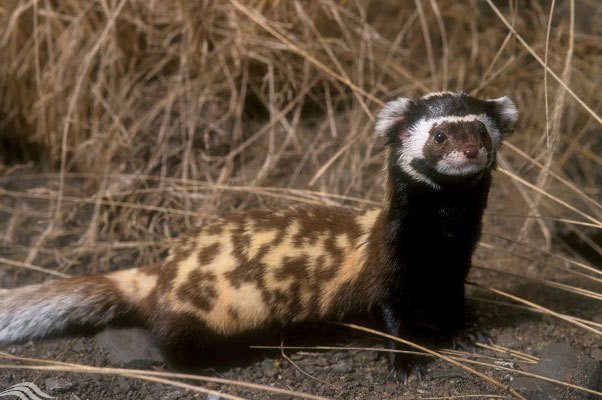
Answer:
[382,158,492,336]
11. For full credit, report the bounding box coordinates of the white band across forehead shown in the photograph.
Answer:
[408,113,501,150]
[419,91,455,99]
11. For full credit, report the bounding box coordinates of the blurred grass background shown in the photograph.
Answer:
[0,0,600,396]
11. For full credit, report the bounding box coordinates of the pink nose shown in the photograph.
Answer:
[463,146,479,159]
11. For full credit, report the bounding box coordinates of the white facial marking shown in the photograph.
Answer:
[377,93,514,187]
[375,97,410,136]
[423,114,500,147]
[410,114,500,150]
[396,122,439,188]
[420,91,454,99]
[395,147,440,189]
[435,147,488,176]
[396,114,499,185]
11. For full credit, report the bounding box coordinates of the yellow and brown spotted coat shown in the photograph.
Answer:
[142,206,385,335]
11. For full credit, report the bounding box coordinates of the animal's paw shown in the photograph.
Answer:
[451,328,492,352]
[387,356,427,385]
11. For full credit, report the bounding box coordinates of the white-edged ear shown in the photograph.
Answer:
[489,96,518,133]
[375,97,411,136]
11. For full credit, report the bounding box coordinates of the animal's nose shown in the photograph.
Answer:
[463,146,478,159]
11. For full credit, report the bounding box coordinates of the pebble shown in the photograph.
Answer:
[332,360,353,373]
[44,377,74,394]
[313,356,329,367]
[113,377,131,394]
[332,351,349,362]
[431,367,470,380]
[71,339,87,353]
[591,345,602,361]
[496,332,518,348]
[383,380,398,394]
[95,328,164,367]
[510,342,601,399]
[357,351,379,362]
[161,391,184,400]
[261,359,279,377]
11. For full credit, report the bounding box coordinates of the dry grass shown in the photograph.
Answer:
[0,0,600,399]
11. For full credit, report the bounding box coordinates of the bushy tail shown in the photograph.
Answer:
[0,266,159,344]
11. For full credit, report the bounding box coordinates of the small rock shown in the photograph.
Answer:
[206,395,221,400]
[510,342,601,399]
[510,377,551,400]
[0,271,10,287]
[357,351,379,362]
[431,367,470,379]
[332,360,353,374]
[261,359,279,377]
[383,380,398,393]
[113,376,131,394]
[496,332,518,348]
[161,391,184,400]
[332,351,349,362]
[313,356,329,367]
[592,345,602,361]
[96,328,164,367]
[71,339,87,353]
[44,377,74,394]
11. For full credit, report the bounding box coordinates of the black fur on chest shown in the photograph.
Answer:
[383,167,491,330]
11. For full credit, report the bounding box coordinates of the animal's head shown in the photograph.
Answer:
[375,92,518,188]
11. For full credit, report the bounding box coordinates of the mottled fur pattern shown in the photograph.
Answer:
[0,92,518,381]
[150,207,380,336]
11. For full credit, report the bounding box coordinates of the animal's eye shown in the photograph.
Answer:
[479,125,488,136]
[434,131,447,144]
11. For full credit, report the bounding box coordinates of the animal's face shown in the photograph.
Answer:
[375,92,518,188]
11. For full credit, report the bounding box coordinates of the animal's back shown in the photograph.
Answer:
[149,205,379,336]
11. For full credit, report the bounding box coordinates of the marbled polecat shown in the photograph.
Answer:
[0,92,518,381]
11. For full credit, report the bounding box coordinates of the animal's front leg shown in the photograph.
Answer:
[379,303,427,384]
[438,283,491,351]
